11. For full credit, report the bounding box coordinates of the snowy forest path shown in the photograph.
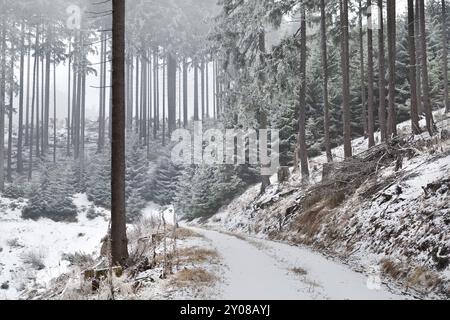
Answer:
[189,227,410,300]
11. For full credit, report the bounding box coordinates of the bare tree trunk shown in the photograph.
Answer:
[67,41,71,156]
[7,42,14,183]
[297,6,310,176]
[320,0,333,162]
[140,52,147,143]
[206,62,210,118]
[194,61,199,121]
[111,0,129,265]
[183,58,188,127]
[201,61,205,119]
[258,31,272,193]
[153,51,159,138]
[36,33,41,160]
[167,53,177,136]
[387,0,397,138]
[378,0,387,142]
[44,36,51,154]
[415,0,423,115]
[25,33,31,147]
[442,0,449,113]
[341,0,352,158]
[17,23,25,173]
[419,0,435,136]
[212,60,217,120]
[162,56,166,146]
[358,0,367,137]
[28,27,39,181]
[367,0,376,147]
[53,57,56,163]
[98,33,105,152]
[408,0,421,134]
[135,54,139,134]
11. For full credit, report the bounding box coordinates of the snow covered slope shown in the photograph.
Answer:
[199,111,450,298]
[0,194,109,299]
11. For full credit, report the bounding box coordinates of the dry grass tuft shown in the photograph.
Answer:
[407,267,443,291]
[175,228,203,240]
[174,247,219,264]
[22,250,46,270]
[291,267,308,276]
[170,268,217,287]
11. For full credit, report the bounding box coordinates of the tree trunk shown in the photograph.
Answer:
[7,42,14,183]
[17,23,25,173]
[25,33,31,147]
[341,0,352,158]
[206,62,210,118]
[387,0,397,138]
[36,33,41,159]
[194,62,199,121]
[258,31,272,193]
[201,61,205,119]
[213,60,216,120]
[367,0,376,147]
[442,0,449,113]
[408,0,421,134]
[298,6,310,176]
[98,33,105,152]
[28,27,39,181]
[140,53,147,143]
[167,53,177,136]
[320,0,333,162]
[44,38,51,153]
[135,54,139,134]
[183,58,188,127]
[53,58,56,163]
[111,0,129,265]
[67,41,71,156]
[378,0,387,142]
[162,56,166,146]
[358,0,367,137]
[415,0,423,115]
[419,0,435,136]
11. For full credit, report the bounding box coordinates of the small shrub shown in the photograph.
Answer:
[22,250,46,270]
[86,205,103,220]
[1,282,9,290]
[6,238,23,248]
[61,252,94,268]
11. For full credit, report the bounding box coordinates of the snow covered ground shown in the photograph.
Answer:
[196,110,450,298]
[0,194,109,299]
[190,227,408,300]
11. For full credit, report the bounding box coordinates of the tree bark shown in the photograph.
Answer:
[387,0,397,138]
[341,0,352,158]
[28,27,39,181]
[419,0,434,135]
[408,0,421,134]
[194,61,199,121]
[67,41,71,156]
[378,0,387,142]
[415,0,423,115]
[111,0,129,265]
[25,33,31,147]
[442,0,449,113]
[167,53,177,136]
[17,23,25,173]
[183,58,188,127]
[320,0,333,162]
[7,42,14,183]
[367,0,376,147]
[358,0,367,137]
